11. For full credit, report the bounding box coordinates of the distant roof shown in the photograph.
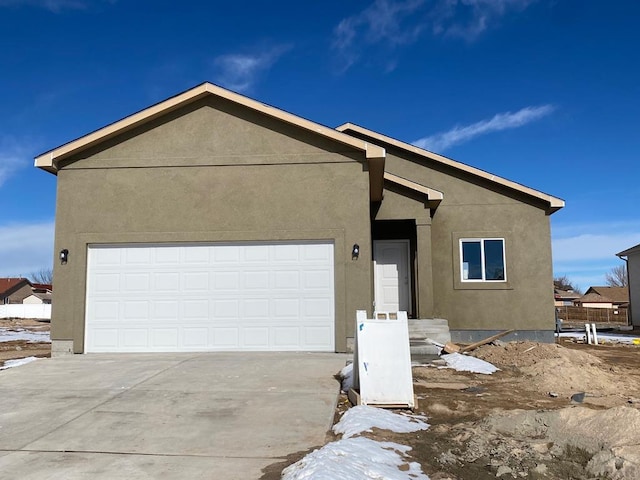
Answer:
[336,123,565,215]
[582,286,629,304]
[0,278,31,296]
[32,283,53,292]
[27,292,52,302]
[575,292,612,304]
[554,288,580,300]
[617,243,640,257]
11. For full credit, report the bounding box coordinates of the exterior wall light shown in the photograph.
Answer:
[60,249,69,265]
[352,244,360,260]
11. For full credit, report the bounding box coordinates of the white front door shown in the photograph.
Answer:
[373,240,411,314]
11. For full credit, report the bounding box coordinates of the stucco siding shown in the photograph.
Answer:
[51,103,373,353]
[628,252,640,326]
[62,98,362,169]
[4,283,34,304]
[380,150,556,332]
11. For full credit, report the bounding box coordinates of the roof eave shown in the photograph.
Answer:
[337,122,565,216]
[617,243,640,257]
[35,83,384,175]
[383,172,444,209]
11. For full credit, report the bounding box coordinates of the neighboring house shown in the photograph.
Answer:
[32,283,53,294]
[35,82,564,355]
[26,283,53,304]
[0,278,33,304]
[23,292,52,304]
[617,243,640,327]
[554,287,581,307]
[574,286,629,308]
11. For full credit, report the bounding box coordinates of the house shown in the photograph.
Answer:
[574,286,629,309]
[617,243,640,327]
[554,287,581,307]
[0,278,33,304]
[23,283,53,304]
[35,82,564,355]
[23,292,52,305]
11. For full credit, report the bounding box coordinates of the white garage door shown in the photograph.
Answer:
[85,242,335,352]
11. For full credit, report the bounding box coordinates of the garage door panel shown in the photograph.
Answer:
[304,326,333,347]
[182,328,207,348]
[123,329,148,348]
[243,271,269,289]
[125,247,152,264]
[273,327,300,348]
[124,301,149,320]
[86,242,334,352]
[93,273,120,293]
[213,328,239,347]
[214,271,240,290]
[183,272,209,291]
[243,327,270,347]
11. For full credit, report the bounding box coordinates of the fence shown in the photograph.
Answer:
[557,306,628,325]
[0,304,51,320]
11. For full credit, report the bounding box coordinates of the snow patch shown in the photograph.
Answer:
[440,352,499,374]
[0,356,38,370]
[281,436,430,480]
[338,362,353,392]
[333,405,429,439]
[0,328,50,343]
[559,332,640,345]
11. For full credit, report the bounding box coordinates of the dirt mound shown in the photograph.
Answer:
[473,341,630,397]
[444,406,640,479]
[473,341,595,367]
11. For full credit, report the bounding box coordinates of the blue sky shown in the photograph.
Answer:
[1,0,639,291]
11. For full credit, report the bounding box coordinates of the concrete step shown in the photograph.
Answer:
[409,318,451,357]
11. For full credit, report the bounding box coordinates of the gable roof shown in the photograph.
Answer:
[337,123,565,215]
[32,283,53,292]
[575,292,612,304]
[0,278,32,297]
[554,288,581,300]
[584,286,629,304]
[383,172,444,209]
[34,83,387,200]
[617,243,640,257]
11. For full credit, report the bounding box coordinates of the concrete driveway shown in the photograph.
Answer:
[0,352,348,479]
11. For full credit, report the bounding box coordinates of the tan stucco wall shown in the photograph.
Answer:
[377,149,556,332]
[51,100,373,352]
[628,253,640,327]
[4,283,34,304]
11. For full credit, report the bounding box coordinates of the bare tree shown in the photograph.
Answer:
[29,268,53,284]
[605,264,628,287]
[553,275,581,293]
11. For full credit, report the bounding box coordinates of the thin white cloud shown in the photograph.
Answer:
[551,222,640,291]
[332,0,425,71]
[433,0,535,41]
[332,0,537,71]
[0,0,112,11]
[213,45,291,93]
[553,232,640,263]
[412,104,555,152]
[0,221,55,278]
[0,136,32,187]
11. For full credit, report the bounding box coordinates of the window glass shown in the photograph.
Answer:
[460,238,506,282]
[484,239,505,280]
[461,241,482,280]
